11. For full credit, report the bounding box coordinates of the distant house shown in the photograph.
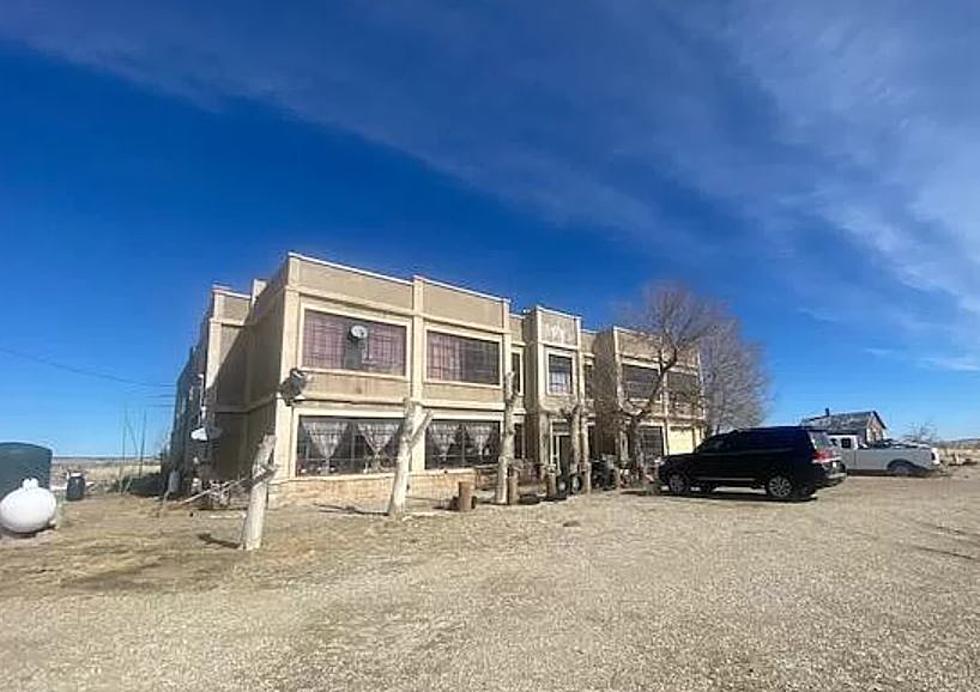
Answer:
[801,409,887,445]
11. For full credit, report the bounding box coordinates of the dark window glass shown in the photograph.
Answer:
[548,354,573,395]
[584,363,594,398]
[296,416,402,475]
[427,332,500,384]
[511,352,523,394]
[697,434,728,452]
[425,420,501,468]
[622,364,660,400]
[667,371,700,411]
[637,426,664,462]
[514,422,526,459]
[303,312,406,375]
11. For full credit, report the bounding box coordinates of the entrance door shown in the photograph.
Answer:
[551,432,571,472]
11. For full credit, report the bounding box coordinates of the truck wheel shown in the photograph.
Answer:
[765,474,795,501]
[888,460,915,477]
[666,472,690,496]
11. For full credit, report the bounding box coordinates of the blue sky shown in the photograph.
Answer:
[1,1,978,454]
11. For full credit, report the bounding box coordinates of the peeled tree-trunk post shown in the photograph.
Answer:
[495,371,520,505]
[387,399,433,518]
[573,402,590,494]
[240,433,277,552]
[560,396,587,494]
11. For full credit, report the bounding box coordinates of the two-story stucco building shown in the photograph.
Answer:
[170,252,705,506]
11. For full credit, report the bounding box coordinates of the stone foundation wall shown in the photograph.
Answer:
[269,468,478,509]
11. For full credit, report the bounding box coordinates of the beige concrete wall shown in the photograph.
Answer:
[667,425,697,455]
[423,382,503,404]
[268,468,476,508]
[213,412,246,478]
[215,324,247,406]
[218,293,250,322]
[247,297,284,403]
[294,256,413,309]
[509,315,526,341]
[581,331,596,354]
[305,371,410,401]
[538,311,578,347]
[422,281,503,328]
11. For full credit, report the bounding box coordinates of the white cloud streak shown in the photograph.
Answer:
[2,0,979,363]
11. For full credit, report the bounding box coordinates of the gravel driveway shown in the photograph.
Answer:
[2,472,979,691]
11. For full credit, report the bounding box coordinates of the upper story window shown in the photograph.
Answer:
[427,332,500,385]
[584,362,594,398]
[302,311,406,375]
[548,354,573,395]
[667,371,700,407]
[511,351,523,394]
[622,364,660,400]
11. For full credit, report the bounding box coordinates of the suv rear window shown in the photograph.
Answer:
[808,430,833,451]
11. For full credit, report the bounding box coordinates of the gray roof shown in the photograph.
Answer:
[801,410,886,433]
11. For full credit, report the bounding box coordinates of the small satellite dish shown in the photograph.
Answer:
[349,324,368,340]
[190,425,223,442]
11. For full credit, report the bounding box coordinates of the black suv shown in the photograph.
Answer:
[658,426,845,501]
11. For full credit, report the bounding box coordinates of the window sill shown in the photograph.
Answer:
[300,366,409,382]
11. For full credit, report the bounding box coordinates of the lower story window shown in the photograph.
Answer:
[637,426,665,463]
[297,416,402,475]
[514,422,526,460]
[426,420,500,468]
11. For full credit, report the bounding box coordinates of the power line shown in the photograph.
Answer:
[0,345,174,389]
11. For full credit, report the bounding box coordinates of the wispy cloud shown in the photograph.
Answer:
[2,0,979,364]
[919,355,980,373]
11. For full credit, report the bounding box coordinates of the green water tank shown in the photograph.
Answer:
[0,442,52,497]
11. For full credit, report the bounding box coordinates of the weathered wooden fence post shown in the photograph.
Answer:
[240,433,277,552]
[458,480,474,512]
[388,399,433,517]
[495,371,520,505]
[507,468,519,505]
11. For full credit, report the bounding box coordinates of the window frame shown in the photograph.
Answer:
[547,352,575,396]
[621,363,661,401]
[510,350,524,395]
[295,415,404,476]
[425,419,501,468]
[425,329,502,386]
[299,307,409,379]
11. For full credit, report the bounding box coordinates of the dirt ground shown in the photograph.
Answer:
[2,471,979,691]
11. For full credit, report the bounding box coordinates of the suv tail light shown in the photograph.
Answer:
[812,448,834,463]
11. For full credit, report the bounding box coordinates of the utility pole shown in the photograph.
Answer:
[138,410,147,479]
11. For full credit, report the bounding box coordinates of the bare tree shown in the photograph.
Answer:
[594,284,722,482]
[904,421,939,446]
[495,371,521,504]
[698,318,769,434]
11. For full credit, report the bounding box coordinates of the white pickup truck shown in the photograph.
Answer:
[827,435,941,476]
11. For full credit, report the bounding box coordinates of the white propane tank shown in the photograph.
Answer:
[0,478,58,534]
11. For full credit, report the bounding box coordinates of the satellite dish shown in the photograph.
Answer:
[349,324,368,340]
[190,425,223,442]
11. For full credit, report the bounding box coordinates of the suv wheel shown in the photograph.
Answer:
[888,460,915,477]
[666,472,690,496]
[765,474,795,501]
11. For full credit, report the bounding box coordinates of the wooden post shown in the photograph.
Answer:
[240,433,277,552]
[458,481,474,512]
[388,399,433,517]
[495,372,519,505]
[545,470,558,499]
[507,468,519,505]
